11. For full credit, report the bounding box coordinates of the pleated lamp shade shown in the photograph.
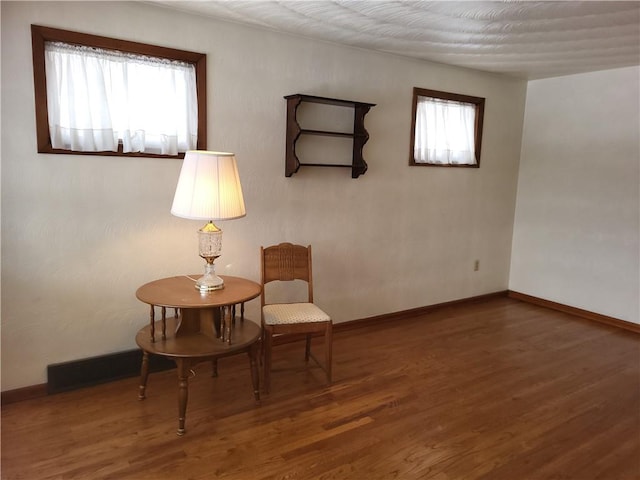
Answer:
[171,151,246,221]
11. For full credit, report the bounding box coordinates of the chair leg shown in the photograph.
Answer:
[263,325,273,394]
[325,321,333,384]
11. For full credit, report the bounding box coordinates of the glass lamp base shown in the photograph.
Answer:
[196,262,224,292]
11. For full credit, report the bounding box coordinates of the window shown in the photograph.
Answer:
[409,87,485,167]
[31,25,207,158]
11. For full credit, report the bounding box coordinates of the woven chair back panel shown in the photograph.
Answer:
[263,243,310,283]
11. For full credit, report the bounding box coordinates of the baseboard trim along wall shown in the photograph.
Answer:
[508,290,640,334]
[3,289,636,404]
[334,291,509,333]
[1,383,48,405]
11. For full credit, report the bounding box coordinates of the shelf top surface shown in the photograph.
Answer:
[285,93,375,108]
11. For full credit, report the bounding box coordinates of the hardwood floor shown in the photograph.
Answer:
[2,297,639,480]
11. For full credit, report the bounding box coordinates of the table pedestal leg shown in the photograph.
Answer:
[138,351,149,400]
[176,359,190,436]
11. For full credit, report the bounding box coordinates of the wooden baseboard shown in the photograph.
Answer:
[1,383,48,405]
[335,290,509,333]
[508,291,640,334]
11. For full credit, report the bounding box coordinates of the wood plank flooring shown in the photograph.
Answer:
[2,297,639,479]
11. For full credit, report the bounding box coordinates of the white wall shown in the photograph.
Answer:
[510,66,640,324]
[1,1,526,391]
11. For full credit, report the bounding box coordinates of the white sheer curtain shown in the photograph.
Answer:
[414,96,476,165]
[44,41,198,155]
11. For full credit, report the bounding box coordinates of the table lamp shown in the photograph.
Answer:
[171,151,246,292]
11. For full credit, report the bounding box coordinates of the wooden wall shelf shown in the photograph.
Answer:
[284,94,375,178]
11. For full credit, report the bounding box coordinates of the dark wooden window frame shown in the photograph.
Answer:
[409,87,485,168]
[31,24,207,159]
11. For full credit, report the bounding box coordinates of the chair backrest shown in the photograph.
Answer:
[261,243,314,307]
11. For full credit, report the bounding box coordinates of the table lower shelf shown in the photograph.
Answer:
[135,319,261,358]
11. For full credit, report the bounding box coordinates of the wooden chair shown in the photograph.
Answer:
[260,243,332,393]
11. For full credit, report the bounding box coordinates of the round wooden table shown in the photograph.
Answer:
[135,275,262,435]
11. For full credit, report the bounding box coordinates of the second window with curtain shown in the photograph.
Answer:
[410,87,485,167]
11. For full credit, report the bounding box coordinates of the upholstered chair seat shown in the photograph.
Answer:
[263,303,331,325]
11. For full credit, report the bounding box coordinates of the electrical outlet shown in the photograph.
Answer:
[474,260,480,271]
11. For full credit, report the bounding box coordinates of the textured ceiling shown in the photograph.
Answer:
[150,1,640,79]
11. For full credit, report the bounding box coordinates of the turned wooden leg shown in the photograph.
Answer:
[161,307,167,340]
[176,359,190,436]
[248,342,260,403]
[149,306,155,343]
[138,351,150,400]
[222,305,232,344]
